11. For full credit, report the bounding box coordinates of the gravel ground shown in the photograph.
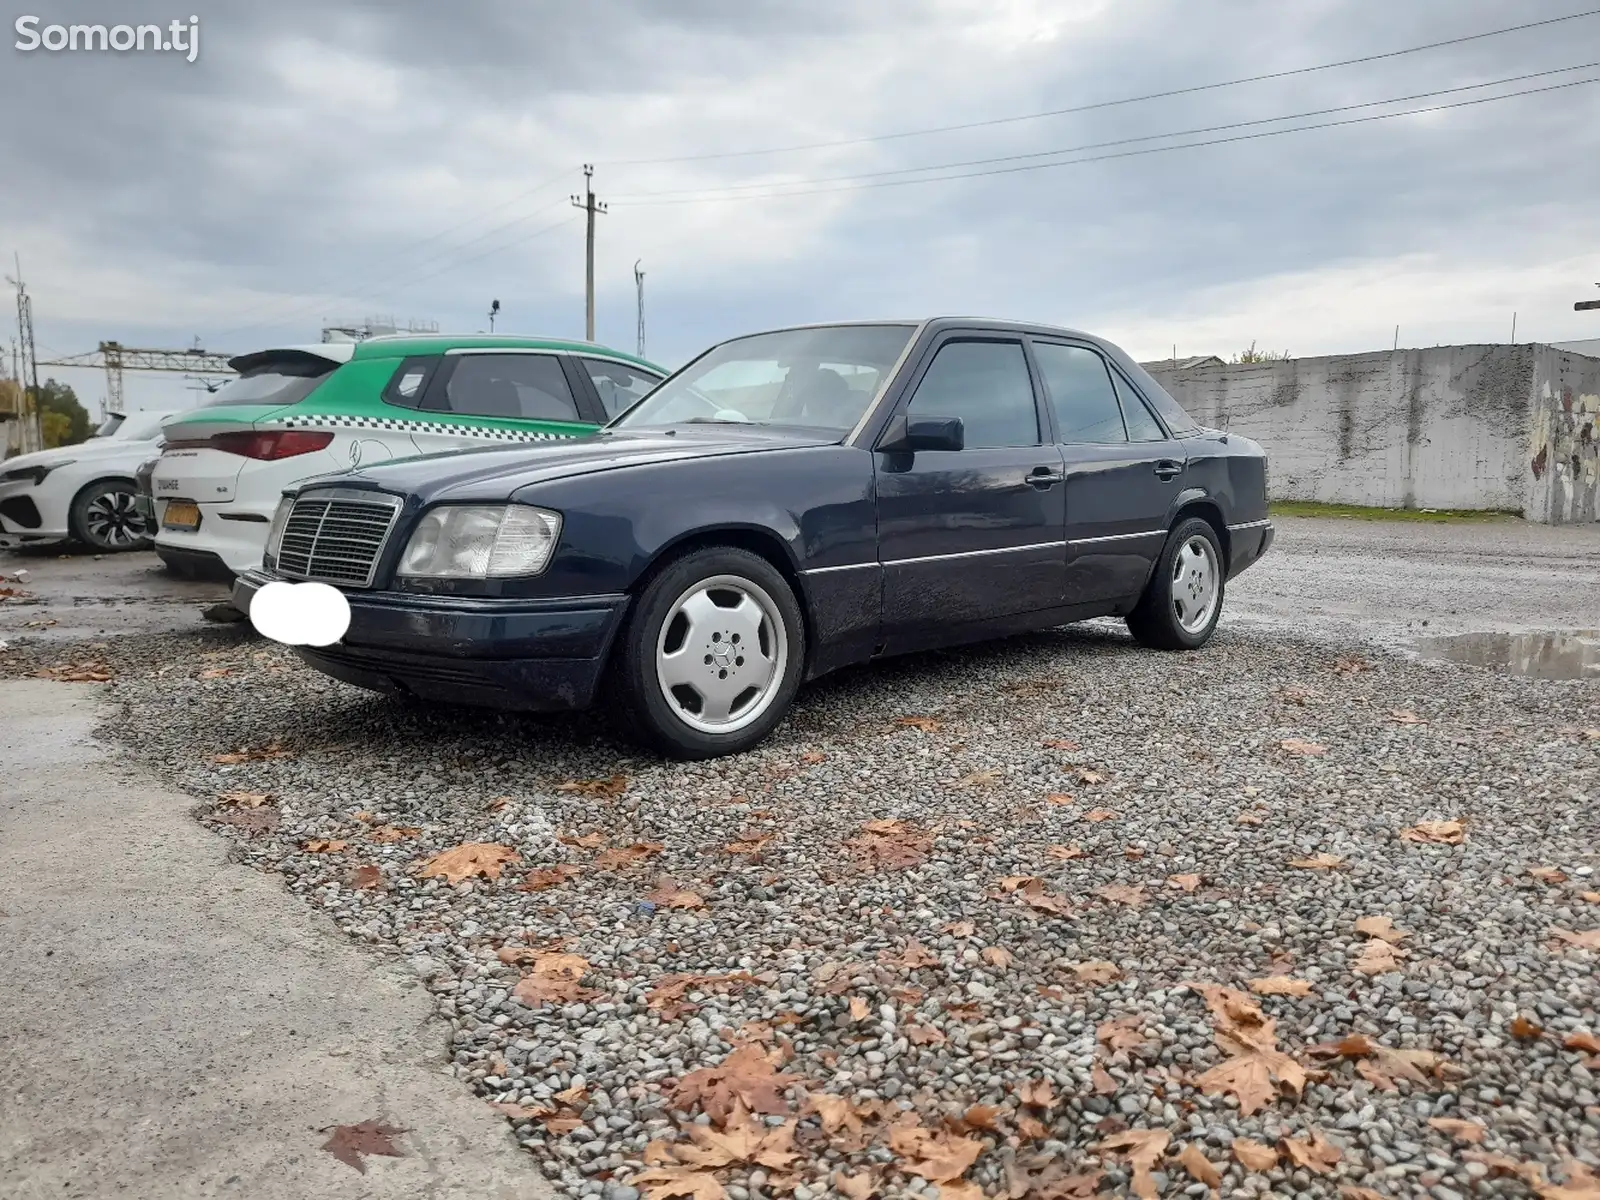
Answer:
[3,620,1598,1200]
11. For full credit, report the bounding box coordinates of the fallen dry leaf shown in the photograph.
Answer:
[1190,984,1306,1115]
[593,842,666,870]
[1122,847,1146,861]
[300,839,346,853]
[1097,1016,1145,1054]
[1354,915,1410,943]
[521,865,582,892]
[886,1123,983,1182]
[367,824,421,843]
[960,1104,1003,1132]
[1049,843,1089,860]
[1280,1129,1342,1173]
[1093,1129,1169,1200]
[1233,1139,1278,1171]
[645,877,707,909]
[212,740,293,764]
[1091,1063,1118,1095]
[558,831,607,849]
[211,805,279,834]
[1076,767,1105,785]
[1530,866,1569,885]
[848,818,933,872]
[492,1101,554,1120]
[1248,976,1313,997]
[1427,1117,1486,1144]
[216,790,272,807]
[1016,1114,1049,1141]
[1046,792,1075,806]
[418,843,519,884]
[1332,655,1372,675]
[631,1166,727,1200]
[1399,819,1466,845]
[1017,1079,1058,1110]
[1178,1141,1222,1190]
[1563,1031,1600,1053]
[554,773,627,799]
[1280,738,1327,756]
[34,661,114,683]
[937,1183,984,1200]
[1584,892,1600,904]
[1511,1015,1544,1041]
[848,996,870,1022]
[1388,709,1428,725]
[1083,808,1119,822]
[1017,879,1073,916]
[1552,928,1600,950]
[1074,961,1122,985]
[350,865,383,890]
[1307,1033,1450,1091]
[320,1119,406,1173]
[511,952,597,1006]
[1288,853,1344,870]
[1353,940,1406,976]
[198,667,233,680]
[1168,873,1202,892]
[1236,810,1267,826]
[943,919,977,938]
[884,938,941,970]
[672,1043,800,1127]
[1042,737,1080,750]
[1531,1158,1600,1200]
[896,715,941,732]
[1095,884,1148,909]
[833,1170,876,1200]
[981,946,1014,972]
[669,1105,798,1172]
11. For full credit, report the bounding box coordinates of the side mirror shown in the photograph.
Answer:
[877,414,964,454]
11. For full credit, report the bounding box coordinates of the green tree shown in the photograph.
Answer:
[29,379,92,447]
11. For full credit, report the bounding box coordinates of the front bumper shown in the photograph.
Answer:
[232,570,631,712]
[0,481,68,546]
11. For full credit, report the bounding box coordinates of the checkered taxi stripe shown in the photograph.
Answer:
[261,414,581,442]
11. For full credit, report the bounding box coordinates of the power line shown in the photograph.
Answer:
[598,7,1600,166]
[611,62,1597,201]
[214,193,575,344]
[607,74,1600,208]
[211,167,578,342]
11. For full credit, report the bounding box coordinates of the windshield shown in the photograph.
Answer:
[204,356,336,408]
[613,324,915,434]
[107,411,171,440]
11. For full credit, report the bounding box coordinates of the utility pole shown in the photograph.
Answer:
[634,260,646,358]
[571,164,606,342]
[488,298,500,332]
[7,256,42,453]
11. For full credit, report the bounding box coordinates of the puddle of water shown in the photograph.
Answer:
[1417,630,1600,680]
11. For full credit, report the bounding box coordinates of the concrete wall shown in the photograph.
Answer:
[1144,344,1599,523]
[1530,346,1600,524]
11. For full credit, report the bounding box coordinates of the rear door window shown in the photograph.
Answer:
[1032,342,1127,444]
[204,356,335,408]
[433,354,581,422]
[579,357,664,418]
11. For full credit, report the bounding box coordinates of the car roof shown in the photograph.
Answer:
[717,317,1108,343]
[348,333,660,370]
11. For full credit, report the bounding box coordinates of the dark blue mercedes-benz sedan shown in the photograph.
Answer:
[234,319,1273,758]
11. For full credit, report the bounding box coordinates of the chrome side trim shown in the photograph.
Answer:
[884,540,1066,568]
[1227,518,1272,531]
[802,561,880,576]
[1068,529,1166,546]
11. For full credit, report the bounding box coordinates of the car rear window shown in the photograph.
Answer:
[204,355,337,408]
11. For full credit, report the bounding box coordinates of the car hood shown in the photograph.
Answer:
[309,425,841,502]
[2,437,160,472]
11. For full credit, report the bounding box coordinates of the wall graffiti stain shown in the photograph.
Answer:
[1532,445,1549,479]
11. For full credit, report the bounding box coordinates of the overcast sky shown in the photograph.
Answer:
[4,0,1599,412]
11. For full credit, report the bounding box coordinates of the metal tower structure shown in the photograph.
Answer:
[35,342,237,414]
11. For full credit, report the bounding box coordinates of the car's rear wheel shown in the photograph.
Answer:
[1126,516,1224,650]
[613,546,805,759]
[70,479,151,552]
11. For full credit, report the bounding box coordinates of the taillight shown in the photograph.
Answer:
[173,430,336,460]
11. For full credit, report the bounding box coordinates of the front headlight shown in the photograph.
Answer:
[264,495,294,564]
[1,459,74,485]
[398,504,562,578]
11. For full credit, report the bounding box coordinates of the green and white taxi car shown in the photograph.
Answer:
[151,333,664,577]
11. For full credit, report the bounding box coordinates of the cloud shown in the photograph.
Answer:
[2,0,1597,414]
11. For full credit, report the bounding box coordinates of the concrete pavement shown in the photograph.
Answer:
[0,681,552,1200]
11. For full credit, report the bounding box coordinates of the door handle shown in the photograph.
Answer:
[1153,459,1184,480]
[1027,466,1065,488]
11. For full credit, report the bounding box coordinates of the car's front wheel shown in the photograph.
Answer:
[613,546,805,759]
[70,479,152,552]
[1126,516,1225,650]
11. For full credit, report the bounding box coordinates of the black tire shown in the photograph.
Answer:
[610,546,806,759]
[69,478,151,552]
[1126,516,1225,650]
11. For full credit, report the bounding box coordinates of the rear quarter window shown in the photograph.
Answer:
[381,356,440,410]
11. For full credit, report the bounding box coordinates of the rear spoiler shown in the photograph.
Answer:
[228,344,357,374]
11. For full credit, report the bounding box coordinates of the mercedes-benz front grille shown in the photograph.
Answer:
[274,490,402,588]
